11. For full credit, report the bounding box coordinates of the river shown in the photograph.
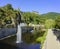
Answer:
[0,28,40,49]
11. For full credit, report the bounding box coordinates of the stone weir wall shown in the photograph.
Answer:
[0,28,16,39]
[0,27,33,39]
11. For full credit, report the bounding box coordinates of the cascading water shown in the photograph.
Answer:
[16,24,22,43]
[16,10,23,43]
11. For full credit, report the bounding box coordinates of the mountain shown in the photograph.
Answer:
[41,12,60,19]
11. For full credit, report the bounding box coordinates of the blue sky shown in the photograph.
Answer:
[0,0,60,14]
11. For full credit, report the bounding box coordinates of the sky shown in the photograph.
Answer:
[0,0,60,14]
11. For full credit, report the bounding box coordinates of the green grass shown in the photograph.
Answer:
[36,29,48,49]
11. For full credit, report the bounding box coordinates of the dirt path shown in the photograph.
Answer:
[42,29,60,49]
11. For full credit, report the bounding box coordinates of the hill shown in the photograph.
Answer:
[41,12,60,19]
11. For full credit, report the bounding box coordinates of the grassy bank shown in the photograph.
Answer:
[36,29,48,49]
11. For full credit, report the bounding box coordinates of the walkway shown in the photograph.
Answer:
[42,29,60,49]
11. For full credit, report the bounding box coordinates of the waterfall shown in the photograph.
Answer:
[16,23,27,43]
[16,24,22,43]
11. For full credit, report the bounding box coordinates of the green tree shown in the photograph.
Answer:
[55,15,60,29]
[0,4,18,28]
[2,4,13,10]
[22,12,41,24]
[45,19,56,29]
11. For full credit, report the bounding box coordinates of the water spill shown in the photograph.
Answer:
[16,24,22,43]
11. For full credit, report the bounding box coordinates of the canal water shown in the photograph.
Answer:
[0,39,40,49]
[0,41,40,49]
[0,28,40,49]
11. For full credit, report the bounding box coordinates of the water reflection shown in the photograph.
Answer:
[0,41,40,49]
[0,35,40,49]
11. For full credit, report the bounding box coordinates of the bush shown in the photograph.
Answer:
[45,19,56,29]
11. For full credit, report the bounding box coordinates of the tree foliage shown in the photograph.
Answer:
[45,19,56,29]
[0,4,60,29]
[55,15,60,29]
[0,4,18,28]
[22,12,46,24]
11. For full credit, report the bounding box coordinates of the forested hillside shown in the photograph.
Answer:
[0,4,60,28]
[41,12,60,19]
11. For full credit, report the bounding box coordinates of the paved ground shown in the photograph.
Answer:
[42,29,60,49]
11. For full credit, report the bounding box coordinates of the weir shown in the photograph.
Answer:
[16,11,22,43]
